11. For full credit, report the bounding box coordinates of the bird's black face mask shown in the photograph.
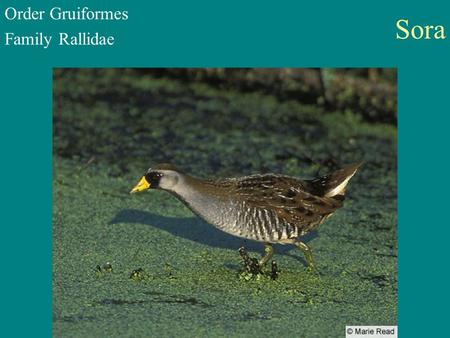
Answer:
[130,171,162,193]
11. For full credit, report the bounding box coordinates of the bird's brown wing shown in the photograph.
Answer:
[232,174,343,229]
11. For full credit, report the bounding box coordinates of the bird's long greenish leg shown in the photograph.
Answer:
[295,241,316,272]
[259,243,274,267]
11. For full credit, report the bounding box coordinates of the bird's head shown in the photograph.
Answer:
[130,163,183,193]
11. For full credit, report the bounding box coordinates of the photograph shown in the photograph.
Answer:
[52,68,397,337]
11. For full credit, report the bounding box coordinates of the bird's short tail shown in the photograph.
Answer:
[306,162,363,199]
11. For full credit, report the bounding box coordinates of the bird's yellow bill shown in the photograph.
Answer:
[130,176,150,193]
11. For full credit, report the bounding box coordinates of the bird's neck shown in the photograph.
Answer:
[167,174,230,216]
[170,175,222,201]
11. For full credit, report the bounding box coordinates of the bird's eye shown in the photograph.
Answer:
[145,172,163,185]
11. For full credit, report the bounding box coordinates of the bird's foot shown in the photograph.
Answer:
[306,264,318,274]
[270,260,280,280]
[238,246,261,274]
[238,247,280,280]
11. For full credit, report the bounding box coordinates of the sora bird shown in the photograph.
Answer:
[130,162,362,271]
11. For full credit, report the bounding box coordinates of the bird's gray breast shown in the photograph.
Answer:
[183,195,241,234]
[185,196,297,243]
